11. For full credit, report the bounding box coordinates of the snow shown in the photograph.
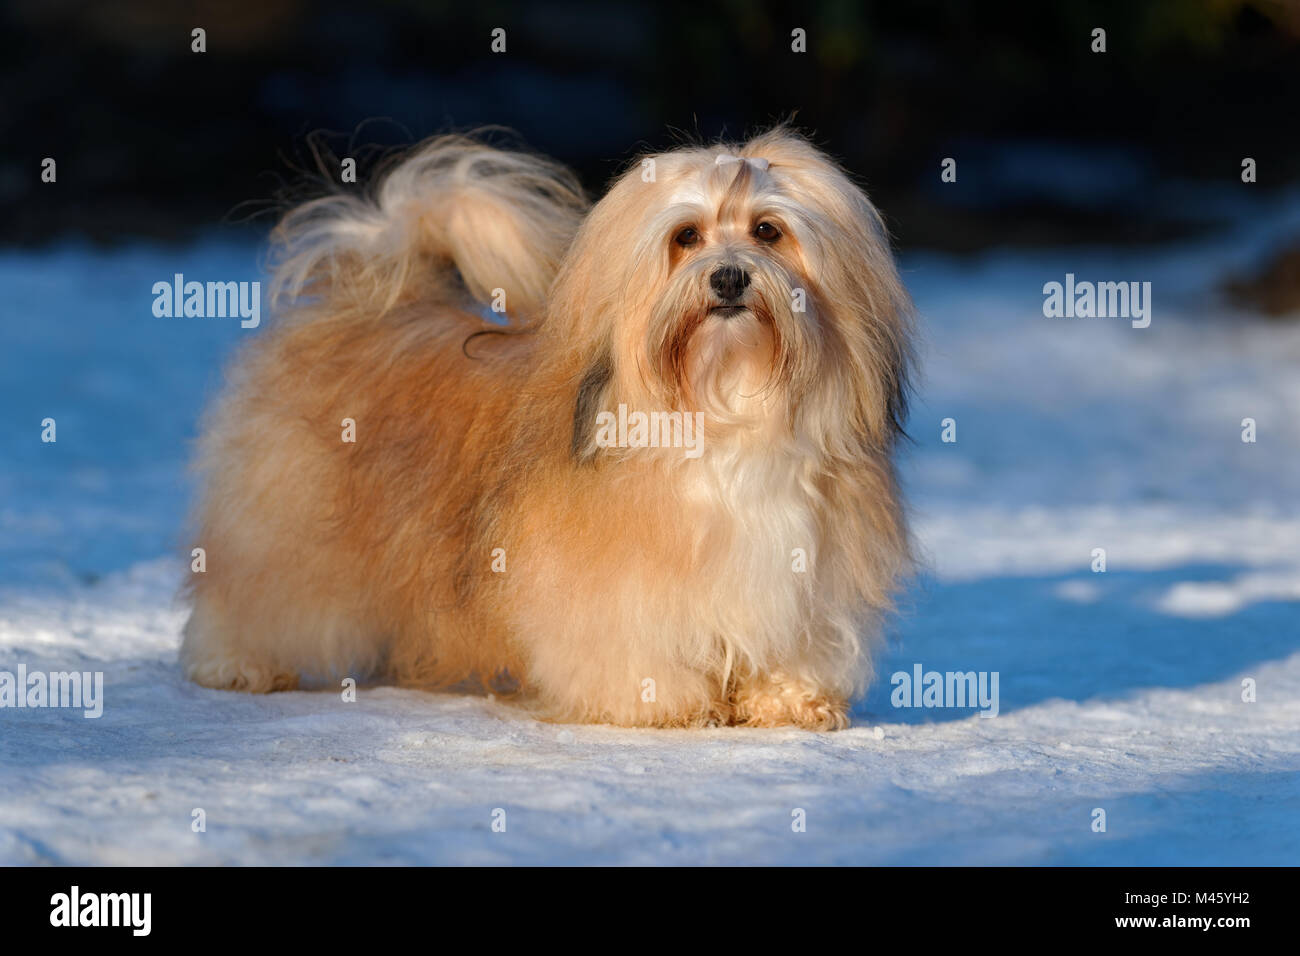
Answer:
[2,194,1298,865]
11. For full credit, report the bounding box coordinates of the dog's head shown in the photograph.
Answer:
[556,128,912,462]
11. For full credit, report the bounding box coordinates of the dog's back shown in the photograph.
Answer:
[180,137,587,692]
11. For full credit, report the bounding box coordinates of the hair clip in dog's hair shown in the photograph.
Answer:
[715,153,770,171]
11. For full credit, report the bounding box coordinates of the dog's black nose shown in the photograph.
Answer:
[710,265,751,303]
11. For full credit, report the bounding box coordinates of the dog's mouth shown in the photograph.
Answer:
[708,305,748,318]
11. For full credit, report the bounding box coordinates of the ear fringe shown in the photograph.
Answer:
[570,343,614,462]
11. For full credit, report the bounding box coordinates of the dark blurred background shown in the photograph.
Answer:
[3,0,1299,254]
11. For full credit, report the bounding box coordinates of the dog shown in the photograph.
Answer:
[180,128,914,729]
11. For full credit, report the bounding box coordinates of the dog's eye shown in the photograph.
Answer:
[674,226,701,247]
[753,222,781,243]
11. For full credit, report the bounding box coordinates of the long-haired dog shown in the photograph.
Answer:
[181,128,914,729]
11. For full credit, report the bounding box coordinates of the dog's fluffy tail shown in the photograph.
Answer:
[269,134,588,322]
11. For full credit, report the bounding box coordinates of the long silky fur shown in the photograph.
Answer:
[180,127,914,730]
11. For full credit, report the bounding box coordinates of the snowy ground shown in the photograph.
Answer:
[1,193,1298,865]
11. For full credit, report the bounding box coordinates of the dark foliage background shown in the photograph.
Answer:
[2,0,1298,250]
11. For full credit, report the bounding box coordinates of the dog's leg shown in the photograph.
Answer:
[731,671,849,730]
[521,631,731,728]
[179,600,301,693]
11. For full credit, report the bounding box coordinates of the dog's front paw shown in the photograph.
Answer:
[182,653,299,694]
[732,674,848,731]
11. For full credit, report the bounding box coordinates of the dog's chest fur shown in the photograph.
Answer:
[675,433,821,640]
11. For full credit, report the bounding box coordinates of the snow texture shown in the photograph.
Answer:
[1,192,1298,865]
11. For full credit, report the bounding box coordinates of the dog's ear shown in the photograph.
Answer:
[570,344,613,464]
[884,335,912,446]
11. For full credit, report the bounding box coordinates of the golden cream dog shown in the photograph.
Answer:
[180,128,914,729]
